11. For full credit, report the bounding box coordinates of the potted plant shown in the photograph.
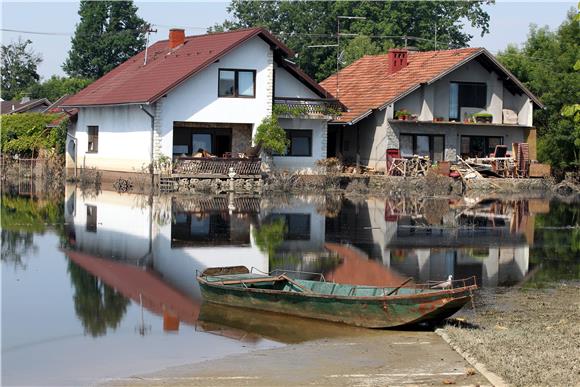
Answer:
[433,116,445,122]
[473,112,493,123]
[395,109,410,120]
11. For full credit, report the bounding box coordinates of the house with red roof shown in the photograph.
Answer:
[62,27,340,176]
[320,48,543,172]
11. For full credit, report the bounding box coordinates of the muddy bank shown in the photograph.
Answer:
[442,283,580,387]
[107,330,490,386]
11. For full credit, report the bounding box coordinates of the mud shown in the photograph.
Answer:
[442,283,580,387]
[106,330,491,386]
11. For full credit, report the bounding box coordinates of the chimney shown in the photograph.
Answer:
[168,28,185,49]
[387,49,408,75]
[20,96,31,103]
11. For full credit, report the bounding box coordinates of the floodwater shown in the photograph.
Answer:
[2,185,579,385]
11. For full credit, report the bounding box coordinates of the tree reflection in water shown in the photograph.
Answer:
[1,230,36,269]
[67,260,130,337]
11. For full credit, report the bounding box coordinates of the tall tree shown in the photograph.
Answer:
[497,9,580,172]
[211,0,493,81]
[63,0,148,79]
[26,76,93,102]
[1,38,42,100]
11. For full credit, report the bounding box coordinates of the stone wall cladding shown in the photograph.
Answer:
[153,100,163,160]
[320,123,328,159]
[265,49,274,117]
[232,126,252,154]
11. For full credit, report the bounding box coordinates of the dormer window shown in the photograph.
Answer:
[218,69,255,98]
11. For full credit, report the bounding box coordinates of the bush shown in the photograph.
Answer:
[0,113,65,157]
[253,115,289,156]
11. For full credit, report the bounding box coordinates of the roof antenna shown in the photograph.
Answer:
[143,24,158,66]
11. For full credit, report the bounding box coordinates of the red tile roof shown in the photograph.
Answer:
[321,48,483,124]
[64,27,329,107]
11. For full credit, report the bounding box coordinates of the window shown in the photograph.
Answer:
[449,82,487,120]
[460,136,503,158]
[399,134,445,161]
[270,214,311,240]
[284,130,312,157]
[87,126,98,153]
[218,69,255,98]
[86,205,97,232]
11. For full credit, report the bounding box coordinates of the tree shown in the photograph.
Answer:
[212,0,493,81]
[253,115,290,156]
[1,38,42,100]
[63,1,148,78]
[497,9,580,172]
[26,76,93,102]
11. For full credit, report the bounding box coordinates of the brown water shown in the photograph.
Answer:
[2,185,579,385]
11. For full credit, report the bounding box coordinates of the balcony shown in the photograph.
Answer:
[273,97,344,119]
[172,157,262,178]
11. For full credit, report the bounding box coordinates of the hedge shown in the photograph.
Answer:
[0,113,68,157]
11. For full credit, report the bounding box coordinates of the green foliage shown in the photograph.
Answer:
[497,9,580,172]
[0,113,63,156]
[0,195,64,233]
[528,200,580,287]
[395,109,410,118]
[212,0,492,81]
[63,0,148,78]
[1,38,42,100]
[273,103,342,117]
[26,76,93,101]
[252,218,287,257]
[67,260,130,337]
[253,115,290,156]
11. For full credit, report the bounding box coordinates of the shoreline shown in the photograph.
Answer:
[441,283,580,387]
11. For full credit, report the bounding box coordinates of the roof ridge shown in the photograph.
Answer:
[155,27,264,43]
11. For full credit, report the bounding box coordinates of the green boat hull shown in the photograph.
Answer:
[198,279,474,329]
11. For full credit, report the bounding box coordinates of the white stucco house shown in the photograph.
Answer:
[320,48,543,171]
[62,27,341,177]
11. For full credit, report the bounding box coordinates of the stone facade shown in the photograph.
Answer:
[231,126,253,154]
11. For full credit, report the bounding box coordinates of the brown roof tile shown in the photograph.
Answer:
[63,28,328,107]
[320,48,482,123]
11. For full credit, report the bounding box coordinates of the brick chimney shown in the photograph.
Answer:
[169,28,185,49]
[387,49,408,75]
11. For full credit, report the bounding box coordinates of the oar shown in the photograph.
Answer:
[385,277,414,296]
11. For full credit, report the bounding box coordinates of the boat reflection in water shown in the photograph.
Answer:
[63,186,547,336]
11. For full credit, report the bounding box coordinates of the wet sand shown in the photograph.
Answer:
[107,329,490,386]
[443,283,580,387]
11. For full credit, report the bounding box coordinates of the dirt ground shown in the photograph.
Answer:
[442,283,580,387]
[107,329,490,386]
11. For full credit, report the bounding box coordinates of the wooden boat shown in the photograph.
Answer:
[197,266,478,329]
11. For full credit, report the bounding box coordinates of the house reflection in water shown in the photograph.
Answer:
[63,186,267,333]
[62,185,550,335]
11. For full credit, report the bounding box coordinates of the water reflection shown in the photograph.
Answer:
[59,186,580,338]
[2,184,579,384]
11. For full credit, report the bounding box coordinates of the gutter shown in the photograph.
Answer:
[66,132,78,180]
[139,104,155,181]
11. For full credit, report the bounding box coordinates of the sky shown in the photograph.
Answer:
[1,1,576,80]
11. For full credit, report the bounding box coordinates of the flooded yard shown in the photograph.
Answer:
[2,184,579,385]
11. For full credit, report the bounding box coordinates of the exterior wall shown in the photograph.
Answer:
[75,105,153,172]
[158,37,274,159]
[273,117,327,172]
[64,187,152,261]
[274,65,319,99]
[231,126,253,154]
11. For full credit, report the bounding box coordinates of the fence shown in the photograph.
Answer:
[173,157,262,177]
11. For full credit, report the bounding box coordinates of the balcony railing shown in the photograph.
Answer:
[173,157,262,177]
[273,97,344,118]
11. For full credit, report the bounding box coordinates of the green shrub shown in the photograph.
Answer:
[253,115,289,156]
[0,113,64,156]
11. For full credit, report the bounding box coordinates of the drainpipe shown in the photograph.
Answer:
[66,132,78,180]
[139,104,155,190]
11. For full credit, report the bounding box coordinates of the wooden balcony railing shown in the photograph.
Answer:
[273,97,344,117]
[173,157,262,177]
